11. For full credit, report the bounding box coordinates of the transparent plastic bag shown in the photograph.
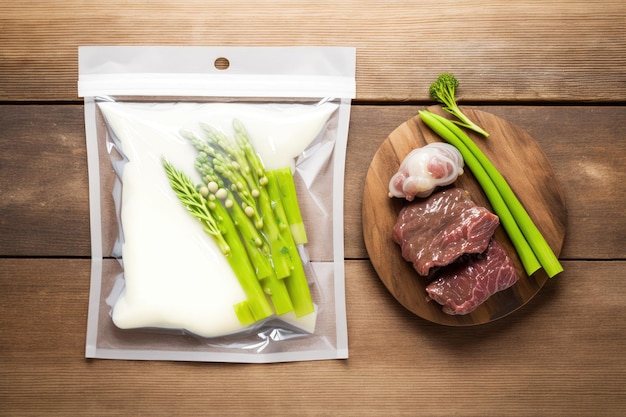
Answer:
[79,46,355,362]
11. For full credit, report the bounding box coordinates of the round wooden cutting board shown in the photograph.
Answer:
[362,106,567,326]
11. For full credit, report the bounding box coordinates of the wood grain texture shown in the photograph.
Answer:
[362,107,566,325]
[1,2,625,414]
[0,105,90,256]
[1,105,624,260]
[1,1,626,102]
[1,258,624,416]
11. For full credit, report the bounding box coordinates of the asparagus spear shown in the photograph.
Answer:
[195,160,294,316]
[233,119,309,245]
[170,120,316,321]
[187,126,293,280]
[230,120,314,316]
[265,169,315,317]
[161,159,274,325]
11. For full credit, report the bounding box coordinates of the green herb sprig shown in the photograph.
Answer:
[429,73,490,138]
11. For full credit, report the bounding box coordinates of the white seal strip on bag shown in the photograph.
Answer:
[80,46,355,363]
[78,46,356,99]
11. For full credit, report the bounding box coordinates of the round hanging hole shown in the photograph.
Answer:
[214,57,230,70]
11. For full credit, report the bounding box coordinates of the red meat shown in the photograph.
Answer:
[425,239,519,315]
[392,188,500,276]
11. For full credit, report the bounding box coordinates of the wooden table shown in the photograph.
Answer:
[1,1,625,415]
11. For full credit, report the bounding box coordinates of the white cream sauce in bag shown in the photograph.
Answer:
[100,101,336,337]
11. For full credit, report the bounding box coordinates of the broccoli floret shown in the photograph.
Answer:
[429,73,489,137]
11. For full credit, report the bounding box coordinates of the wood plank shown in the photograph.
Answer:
[0,105,90,256]
[1,1,625,102]
[1,104,625,259]
[0,258,624,416]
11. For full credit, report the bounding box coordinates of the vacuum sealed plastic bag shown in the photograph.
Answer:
[79,46,355,362]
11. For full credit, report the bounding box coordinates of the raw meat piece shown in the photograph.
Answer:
[388,142,464,201]
[426,239,519,315]
[392,188,500,276]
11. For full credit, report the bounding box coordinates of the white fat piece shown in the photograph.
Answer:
[388,142,464,201]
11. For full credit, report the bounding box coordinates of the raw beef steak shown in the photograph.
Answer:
[425,239,519,315]
[392,188,500,276]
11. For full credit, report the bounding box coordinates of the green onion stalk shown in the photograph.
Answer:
[418,110,563,278]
